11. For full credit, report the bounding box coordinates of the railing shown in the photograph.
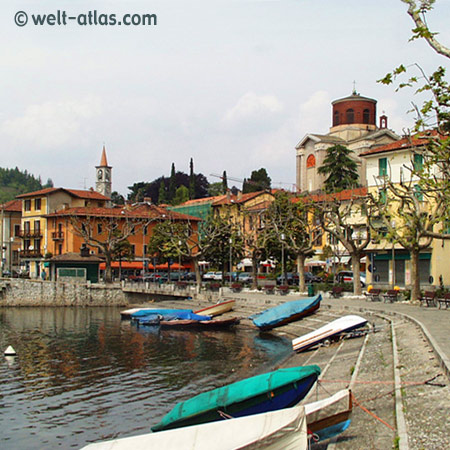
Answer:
[19,249,43,258]
[18,230,43,238]
[51,231,64,241]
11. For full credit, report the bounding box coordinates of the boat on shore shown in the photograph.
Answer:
[252,294,321,331]
[305,389,353,443]
[193,299,235,317]
[151,365,321,432]
[159,317,240,330]
[80,404,308,450]
[121,308,193,320]
[292,315,368,353]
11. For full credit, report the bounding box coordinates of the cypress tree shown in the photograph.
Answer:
[189,158,196,199]
[158,180,167,204]
[222,170,228,194]
[168,163,176,201]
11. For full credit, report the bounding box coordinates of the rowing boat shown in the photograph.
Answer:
[193,299,235,317]
[80,405,308,450]
[252,294,321,330]
[305,389,352,442]
[159,317,240,330]
[151,365,321,432]
[292,315,368,353]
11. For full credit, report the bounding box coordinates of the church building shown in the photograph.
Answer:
[295,90,400,193]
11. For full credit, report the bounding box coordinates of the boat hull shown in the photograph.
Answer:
[151,365,321,432]
[292,315,367,353]
[252,295,321,330]
[194,299,235,317]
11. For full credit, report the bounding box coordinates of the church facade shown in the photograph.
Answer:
[295,91,400,193]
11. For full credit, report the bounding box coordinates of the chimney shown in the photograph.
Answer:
[237,190,243,201]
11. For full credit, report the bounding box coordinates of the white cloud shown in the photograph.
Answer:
[223,92,283,124]
[296,90,331,137]
[0,97,103,148]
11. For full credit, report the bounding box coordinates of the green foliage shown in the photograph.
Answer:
[0,167,44,203]
[222,170,228,194]
[243,168,271,193]
[169,163,176,202]
[158,180,167,204]
[111,191,125,205]
[318,145,359,193]
[172,185,190,205]
[208,182,225,197]
[189,158,195,200]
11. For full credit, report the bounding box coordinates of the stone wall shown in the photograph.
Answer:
[0,279,127,306]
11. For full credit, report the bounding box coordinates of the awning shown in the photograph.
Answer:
[155,263,185,270]
[99,261,155,270]
[328,256,351,264]
[305,260,326,266]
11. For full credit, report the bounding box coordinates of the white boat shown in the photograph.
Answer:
[80,405,307,450]
[193,299,235,317]
[292,315,367,353]
[305,389,353,442]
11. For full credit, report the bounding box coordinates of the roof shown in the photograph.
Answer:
[331,91,377,105]
[359,131,439,157]
[16,187,110,200]
[296,133,345,149]
[294,187,368,203]
[212,191,273,206]
[49,252,104,263]
[46,203,201,221]
[99,145,109,167]
[0,199,22,212]
[176,195,228,207]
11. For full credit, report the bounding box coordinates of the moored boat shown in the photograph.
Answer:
[151,364,320,432]
[159,317,240,330]
[193,299,235,317]
[252,294,321,330]
[305,389,353,442]
[292,315,368,353]
[80,404,308,450]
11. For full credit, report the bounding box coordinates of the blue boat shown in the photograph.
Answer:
[131,308,193,318]
[135,310,212,326]
[252,294,321,330]
[151,365,321,432]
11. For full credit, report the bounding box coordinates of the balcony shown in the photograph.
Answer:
[18,229,43,239]
[52,231,64,241]
[19,249,43,258]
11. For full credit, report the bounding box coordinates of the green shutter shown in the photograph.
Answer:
[378,158,387,176]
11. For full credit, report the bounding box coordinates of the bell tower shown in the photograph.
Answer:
[95,145,112,198]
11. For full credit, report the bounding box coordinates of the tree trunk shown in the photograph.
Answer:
[193,257,202,289]
[410,248,421,302]
[297,254,306,292]
[104,252,113,284]
[251,257,258,290]
[351,252,362,295]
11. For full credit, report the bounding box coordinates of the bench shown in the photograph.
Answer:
[365,288,381,302]
[176,281,188,289]
[329,286,343,298]
[264,284,276,294]
[277,285,289,295]
[383,290,398,303]
[437,293,450,309]
[420,291,436,307]
[230,282,242,293]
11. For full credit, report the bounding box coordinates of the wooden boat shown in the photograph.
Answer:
[81,404,308,450]
[159,317,240,330]
[305,389,352,442]
[151,365,320,432]
[292,315,368,353]
[130,308,193,319]
[193,299,235,317]
[252,294,321,331]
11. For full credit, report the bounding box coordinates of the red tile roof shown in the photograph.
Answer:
[0,199,22,212]
[360,130,440,157]
[294,187,368,203]
[212,191,271,206]
[16,187,110,200]
[46,203,200,221]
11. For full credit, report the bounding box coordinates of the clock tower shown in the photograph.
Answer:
[95,145,112,198]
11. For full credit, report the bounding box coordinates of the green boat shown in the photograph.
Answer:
[151,365,321,432]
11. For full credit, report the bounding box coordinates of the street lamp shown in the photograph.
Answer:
[178,240,182,280]
[281,233,285,285]
[229,237,233,285]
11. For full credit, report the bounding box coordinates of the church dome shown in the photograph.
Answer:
[331,91,377,127]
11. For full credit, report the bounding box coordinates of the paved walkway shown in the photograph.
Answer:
[222,290,450,378]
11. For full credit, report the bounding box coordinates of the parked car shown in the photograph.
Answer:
[203,271,222,281]
[181,272,197,282]
[276,272,321,285]
[237,272,253,284]
[335,271,366,287]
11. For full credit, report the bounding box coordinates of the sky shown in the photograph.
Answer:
[1,0,449,196]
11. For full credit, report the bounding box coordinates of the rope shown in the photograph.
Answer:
[217,410,233,420]
[351,392,396,431]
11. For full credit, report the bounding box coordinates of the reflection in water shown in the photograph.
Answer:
[0,307,291,449]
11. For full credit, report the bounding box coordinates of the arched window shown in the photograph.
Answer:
[306,154,316,168]
[346,108,354,123]
[363,109,370,124]
[333,110,340,126]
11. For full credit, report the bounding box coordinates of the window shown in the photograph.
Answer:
[143,225,148,235]
[363,109,370,124]
[143,245,148,256]
[24,221,30,233]
[58,244,63,255]
[34,198,41,211]
[414,184,423,201]
[333,110,340,126]
[131,245,136,256]
[97,223,103,234]
[378,158,387,177]
[413,153,423,171]
[346,108,354,123]
[34,220,40,232]
[306,154,316,168]
[14,225,20,236]
[24,200,31,211]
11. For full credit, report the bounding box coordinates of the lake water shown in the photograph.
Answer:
[0,307,291,449]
